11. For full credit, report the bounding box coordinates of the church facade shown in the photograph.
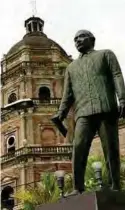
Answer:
[1,16,74,208]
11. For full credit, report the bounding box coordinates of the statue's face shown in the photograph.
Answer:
[74,30,92,53]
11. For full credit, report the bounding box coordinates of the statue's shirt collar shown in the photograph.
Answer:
[79,49,95,58]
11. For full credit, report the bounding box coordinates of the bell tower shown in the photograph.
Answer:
[1,14,74,209]
[25,16,44,33]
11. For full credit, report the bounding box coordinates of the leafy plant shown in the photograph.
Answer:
[58,62,68,69]
[15,172,73,210]
[85,155,108,191]
[15,156,125,210]
[85,156,125,191]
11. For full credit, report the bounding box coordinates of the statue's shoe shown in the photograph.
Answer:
[65,189,83,197]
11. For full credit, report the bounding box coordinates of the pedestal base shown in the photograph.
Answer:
[36,190,125,210]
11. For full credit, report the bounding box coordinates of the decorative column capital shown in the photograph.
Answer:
[20,111,25,117]
[28,107,34,114]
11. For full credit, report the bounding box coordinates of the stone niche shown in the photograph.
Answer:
[41,127,57,146]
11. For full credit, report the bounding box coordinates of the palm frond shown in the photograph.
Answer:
[14,156,125,209]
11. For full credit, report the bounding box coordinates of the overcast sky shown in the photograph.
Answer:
[0,0,125,77]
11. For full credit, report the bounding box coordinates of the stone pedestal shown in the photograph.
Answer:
[36,190,125,210]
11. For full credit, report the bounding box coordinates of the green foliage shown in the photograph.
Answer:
[15,156,125,210]
[58,62,68,69]
[120,157,125,188]
[15,173,59,208]
[64,174,73,193]
[85,155,108,191]
[15,172,73,210]
[57,62,68,75]
[85,156,125,191]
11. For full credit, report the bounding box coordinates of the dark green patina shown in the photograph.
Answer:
[58,49,125,121]
[52,30,125,194]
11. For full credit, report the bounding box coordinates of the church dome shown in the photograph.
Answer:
[7,16,68,57]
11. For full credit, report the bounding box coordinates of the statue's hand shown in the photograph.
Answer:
[51,114,67,137]
[119,104,125,118]
[51,113,64,122]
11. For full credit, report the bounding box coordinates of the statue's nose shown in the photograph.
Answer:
[77,37,81,41]
[77,39,83,45]
[77,38,81,43]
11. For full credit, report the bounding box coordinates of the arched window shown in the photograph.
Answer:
[8,93,17,104]
[38,86,50,102]
[7,136,15,153]
[1,186,14,209]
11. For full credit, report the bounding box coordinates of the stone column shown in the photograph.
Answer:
[26,69,32,98]
[38,123,42,145]
[1,89,4,107]
[19,166,26,191]
[31,22,34,32]
[37,22,39,31]
[20,111,26,148]
[26,166,34,185]
[20,77,26,99]
[1,133,5,156]
[26,24,29,33]
[27,108,34,145]
[15,129,19,150]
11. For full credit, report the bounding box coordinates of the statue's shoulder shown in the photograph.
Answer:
[67,59,78,71]
[95,49,114,56]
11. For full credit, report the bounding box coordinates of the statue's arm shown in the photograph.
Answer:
[105,50,125,105]
[57,68,74,121]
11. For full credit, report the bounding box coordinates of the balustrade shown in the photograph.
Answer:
[1,145,73,164]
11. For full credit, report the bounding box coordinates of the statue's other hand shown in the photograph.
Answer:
[119,104,125,118]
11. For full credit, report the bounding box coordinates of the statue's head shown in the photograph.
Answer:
[74,30,95,53]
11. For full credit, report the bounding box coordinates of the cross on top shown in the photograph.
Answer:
[30,0,37,16]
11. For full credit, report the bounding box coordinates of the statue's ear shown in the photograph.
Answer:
[90,37,95,47]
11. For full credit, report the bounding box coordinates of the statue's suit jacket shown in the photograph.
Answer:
[58,49,125,121]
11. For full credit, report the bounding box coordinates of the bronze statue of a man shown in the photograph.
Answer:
[52,30,125,194]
